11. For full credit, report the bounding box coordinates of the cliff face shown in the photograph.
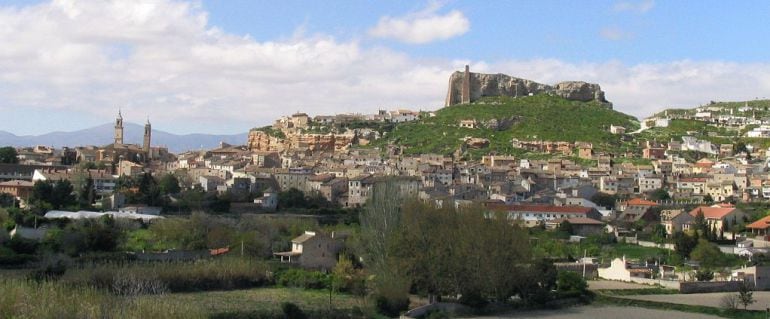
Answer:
[445,68,611,108]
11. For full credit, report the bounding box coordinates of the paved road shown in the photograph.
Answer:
[474,305,722,319]
[617,291,770,311]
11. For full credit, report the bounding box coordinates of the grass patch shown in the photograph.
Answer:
[153,287,364,317]
[371,94,639,156]
[595,294,766,319]
[62,257,271,293]
[0,278,206,319]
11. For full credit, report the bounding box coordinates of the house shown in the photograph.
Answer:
[746,214,770,237]
[9,225,48,241]
[254,190,278,211]
[273,231,345,270]
[199,175,225,192]
[616,198,659,224]
[490,204,602,227]
[598,257,654,281]
[0,180,33,205]
[731,266,770,290]
[610,125,626,134]
[660,209,693,235]
[458,119,477,129]
[545,217,604,236]
[688,204,747,232]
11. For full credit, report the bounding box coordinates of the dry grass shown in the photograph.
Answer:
[0,278,206,319]
[154,287,364,316]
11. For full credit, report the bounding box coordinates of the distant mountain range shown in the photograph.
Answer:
[0,123,248,153]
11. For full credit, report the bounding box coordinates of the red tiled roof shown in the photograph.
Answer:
[688,206,737,219]
[490,204,593,214]
[626,198,658,206]
[747,215,770,230]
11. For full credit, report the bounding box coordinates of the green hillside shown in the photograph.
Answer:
[652,99,770,118]
[371,95,640,156]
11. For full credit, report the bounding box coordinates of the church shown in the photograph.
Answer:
[94,110,154,163]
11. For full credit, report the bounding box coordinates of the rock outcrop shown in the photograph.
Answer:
[445,66,612,108]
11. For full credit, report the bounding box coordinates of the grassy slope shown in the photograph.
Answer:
[372,95,639,156]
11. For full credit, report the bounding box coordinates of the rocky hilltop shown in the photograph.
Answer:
[445,65,611,108]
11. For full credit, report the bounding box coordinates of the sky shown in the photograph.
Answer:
[2,0,770,135]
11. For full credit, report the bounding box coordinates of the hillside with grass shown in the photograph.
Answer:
[641,99,770,152]
[371,94,639,156]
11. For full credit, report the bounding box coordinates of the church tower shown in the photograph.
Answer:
[143,117,152,159]
[114,110,124,145]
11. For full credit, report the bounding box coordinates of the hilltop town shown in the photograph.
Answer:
[5,68,770,317]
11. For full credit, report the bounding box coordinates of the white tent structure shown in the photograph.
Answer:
[44,210,164,222]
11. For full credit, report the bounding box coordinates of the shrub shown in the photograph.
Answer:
[62,257,270,293]
[281,302,308,319]
[695,269,714,281]
[720,294,739,309]
[556,271,587,293]
[276,268,331,290]
[27,259,67,282]
[374,295,409,317]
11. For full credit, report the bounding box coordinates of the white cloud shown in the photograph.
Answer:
[0,0,455,134]
[2,0,770,137]
[368,2,469,44]
[600,26,634,41]
[613,0,655,13]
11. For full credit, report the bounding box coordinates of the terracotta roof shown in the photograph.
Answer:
[747,215,770,230]
[626,198,658,206]
[0,180,33,187]
[688,206,737,219]
[491,204,594,214]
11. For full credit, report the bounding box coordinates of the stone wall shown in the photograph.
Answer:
[679,281,742,294]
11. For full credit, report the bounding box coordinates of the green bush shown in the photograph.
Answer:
[281,302,308,319]
[557,271,587,293]
[276,268,331,290]
[374,295,409,317]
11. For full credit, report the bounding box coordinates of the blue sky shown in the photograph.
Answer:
[199,1,770,63]
[2,0,770,135]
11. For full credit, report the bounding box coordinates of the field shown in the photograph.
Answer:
[152,287,363,317]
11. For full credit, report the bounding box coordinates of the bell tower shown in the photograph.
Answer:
[114,110,124,145]
[143,117,152,159]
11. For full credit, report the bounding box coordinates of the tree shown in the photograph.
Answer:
[557,220,574,236]
[673,231,697,258]
[737,281,755,310]
[590,192,618,209]
[0,146,18,164]
[651,223,667,245]
[556,271,587,293]
[703,194,714,204]
[649,188,671,201]
[158,173,181,195]
[690,239,723,269]
[30,180,75,211]
[278,188,307,209]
